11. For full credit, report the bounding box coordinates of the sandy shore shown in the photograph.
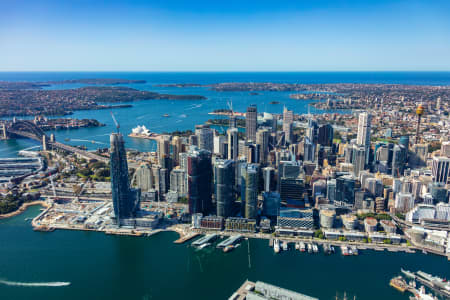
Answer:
[0,201,49,220]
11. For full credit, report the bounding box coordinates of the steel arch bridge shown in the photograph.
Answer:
[7,120,47,142]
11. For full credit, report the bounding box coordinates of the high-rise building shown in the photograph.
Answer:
[158,135,171,163]
[110,133,140,224]
[169,168,187,197]
[214,159,235,218]
[432,156,450,184]
[441,141,450,157]
[352,145,366,177]
[227,128,239,160]
[318,124,333,147]
[327,179,337,203]
[195,125,214,152]
[135,163,153,192]
[245,105,257,142]
[282,107,294,144]
[262,167,276,192]
[244,164,259,219]
[356,112,372,147]
[303,136,315,162]
[280,177,305,208]
[306,119,318,144]
[262,192,281,217]
[256,128,270,164]
[187,147,213,214]
[213,135,226,157]
[392,145,407,178]
[336,175,355,206]
[171,136,183,166]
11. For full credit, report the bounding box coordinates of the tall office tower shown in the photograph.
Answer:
[159,168,169,195]
[169,168,187,197]
[410,144,428,167]
[246,143,260,164]
[135,163,154,192]
[262,167,276,192]
[344,144,354,163]
[436,96,441,111]
[245,105,257,142]
[399,136,410,150]
[256,128,270,164]
[152,165,161,193]
[327,179,337,203]
[365,178,383,198]
[356,112,372,148]
[306,119,318,144]
[195,125,214,152]
[244,164,259,219]
[187,147,213,214]
[336,175,355,206]
[110,133,140,224]
[352,145,366,177]
[214,159,235,218]
[188,134,198,146]
[312,180,327,199]
[171,136,183,166]
[394,192,414,213]
[303,137,315,162]
[179,152,188,170]
[392,145,407,178]
[318,124,334,147]
[282,106,294,144]
[213,135,226,157]
[279,160,302,179]
[279,177,305,207]
[262,192,281,217]
[432,156,450,184]
[441,141,450,157]
[429,182,448,204]
[227,128,239,160]
[158,135,171,165]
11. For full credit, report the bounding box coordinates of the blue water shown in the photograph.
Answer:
[1,72,449,158]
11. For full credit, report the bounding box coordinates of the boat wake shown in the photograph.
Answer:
[0,279,71,287]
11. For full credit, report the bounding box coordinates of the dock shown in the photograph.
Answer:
[174,232,200,244]
[217,234,243,248]
[191,233,218,247]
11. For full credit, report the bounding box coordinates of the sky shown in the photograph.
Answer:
[1,0,449,71]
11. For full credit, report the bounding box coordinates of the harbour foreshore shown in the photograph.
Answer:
[0,200,49,220]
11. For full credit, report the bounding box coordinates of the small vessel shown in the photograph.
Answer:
[299,242,306,252]
[162,114,170,117]
[341,246,349,256]
[64,138,70,142]
[269,101,280,104]
[274,239,280,253]
[307,243,313,253]
[324,244,331,255]
[197,243,211,250]
[330,245,335,253]
[351,246,359,255]
[295,242,299,250]
[411,286,438,300]
[223,245,234,253]
[312,243,319,253]
[348,247,353,255]
[390,276,408,293]
[282,241,288,251]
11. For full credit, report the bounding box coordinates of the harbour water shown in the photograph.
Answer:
[1,72,450,157]
[0,206,449,300]
[1,72,450,299]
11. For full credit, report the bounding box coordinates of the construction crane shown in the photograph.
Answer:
[110,111,120,133]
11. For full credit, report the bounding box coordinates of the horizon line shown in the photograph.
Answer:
[0,70,450,73]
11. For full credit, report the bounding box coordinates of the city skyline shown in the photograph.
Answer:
[1,0,450,71]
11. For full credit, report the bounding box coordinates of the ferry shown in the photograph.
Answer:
[282,241,288,251]
[341,246,350,256]
[411,286,438,300]
[197,243,211,250]
[274,239,280,253]
[223,245,234,253]
[312,243,319,253]
[299,242,306,252]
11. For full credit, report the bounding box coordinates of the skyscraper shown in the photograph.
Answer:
[244,164,259,219]
[303,136,315,162]
[110,133,140,225]
[214,159,235,218]
[282,106,294,144]
[135,163,153,192]
[227,127,239,160]
[318,124,334,147]
[432,156,450,184]
[187,147,213,214]
[195,125,214,152]
[256,128,270,164]
[392,145,407,178]
[356,112,372,161]
[352,145,366,177]
[246,105,257,142]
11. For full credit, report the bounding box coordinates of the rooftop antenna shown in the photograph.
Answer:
[110,111,120,133]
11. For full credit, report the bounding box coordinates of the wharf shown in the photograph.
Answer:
[192,234,218,247]
[174,232,200,244]
[217,235,243,248]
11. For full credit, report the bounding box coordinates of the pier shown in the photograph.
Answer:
[217,235,243,248]
[191,234,219,247]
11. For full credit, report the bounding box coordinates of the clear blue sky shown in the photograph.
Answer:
[1,0,449,71]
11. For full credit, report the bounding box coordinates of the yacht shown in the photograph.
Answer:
[282,241,288,251]
[299,242,306,252]
[274,239,280,253]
